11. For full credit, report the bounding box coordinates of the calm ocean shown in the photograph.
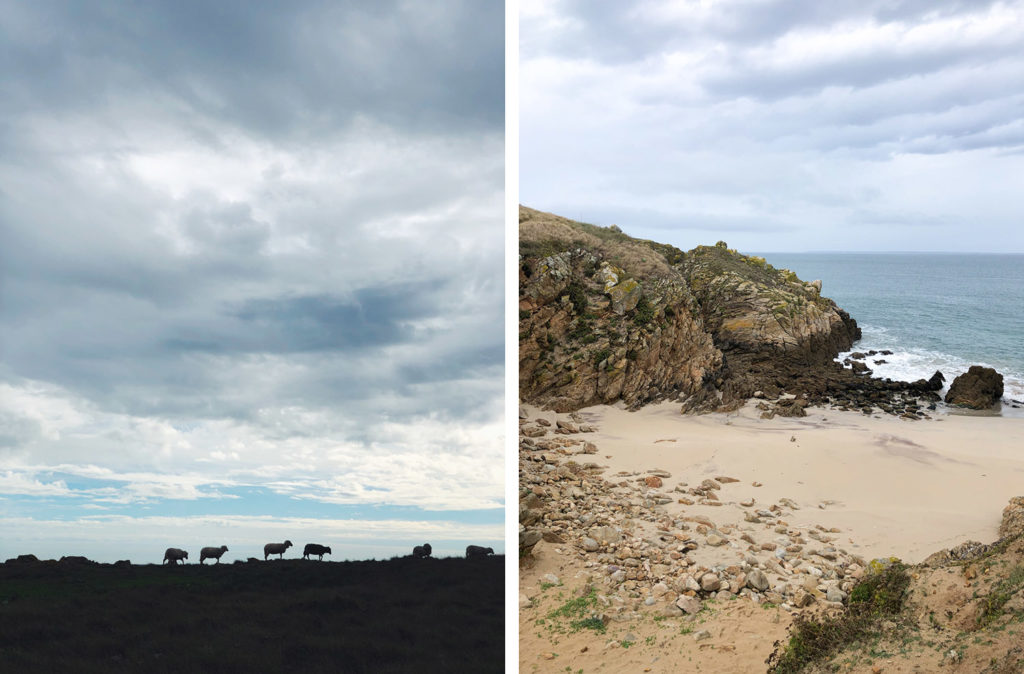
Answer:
[753,253,1024,414]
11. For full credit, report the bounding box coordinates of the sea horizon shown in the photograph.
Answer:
[753,251,1024,415]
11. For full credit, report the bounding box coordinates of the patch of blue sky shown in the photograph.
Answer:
[2,485,503,525]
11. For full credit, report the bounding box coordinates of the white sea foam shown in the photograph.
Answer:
[837,325,1024,408]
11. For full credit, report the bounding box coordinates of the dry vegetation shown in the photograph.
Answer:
[519,205,686,281]
[768,533,1024,673]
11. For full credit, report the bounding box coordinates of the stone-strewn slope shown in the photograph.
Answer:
[519,206,866,412]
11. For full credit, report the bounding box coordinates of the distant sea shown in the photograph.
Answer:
[754,253,1024,416]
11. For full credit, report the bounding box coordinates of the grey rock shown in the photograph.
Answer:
[700,572,721,592]
[676,595,702,614]
[747,569,770,591]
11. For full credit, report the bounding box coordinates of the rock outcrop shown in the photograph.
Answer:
[945,365,1004,409]
[519,207,939,415]
[519,208,722,412]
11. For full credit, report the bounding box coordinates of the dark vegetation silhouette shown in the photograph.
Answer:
[0,554,503,673]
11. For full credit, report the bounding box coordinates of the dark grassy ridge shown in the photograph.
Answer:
[0,556,503,673]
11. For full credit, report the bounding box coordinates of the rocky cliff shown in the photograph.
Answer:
[519,206,869,412]
[519,207,721,412]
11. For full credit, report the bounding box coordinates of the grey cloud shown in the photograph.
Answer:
[0,0,503,439]
[225,283,447,353]
[1,0,503,136]
[527,0,1006,64]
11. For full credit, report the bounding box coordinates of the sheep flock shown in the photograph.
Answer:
[132,541,497,565]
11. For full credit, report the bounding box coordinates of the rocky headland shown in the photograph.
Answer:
[518,206,946,420]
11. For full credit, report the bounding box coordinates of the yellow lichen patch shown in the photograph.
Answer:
[722,317,755,331]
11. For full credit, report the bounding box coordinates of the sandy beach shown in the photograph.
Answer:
[519,402,1024,673]
[557,402,1024,563]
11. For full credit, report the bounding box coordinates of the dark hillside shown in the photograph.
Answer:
[0,555,503,673]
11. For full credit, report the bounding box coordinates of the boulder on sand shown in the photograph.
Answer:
[944,366,1003,409]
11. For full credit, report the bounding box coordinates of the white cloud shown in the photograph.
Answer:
[521,0,1024,252]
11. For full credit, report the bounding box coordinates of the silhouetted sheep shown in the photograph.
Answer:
[465,545,494,558]
[303,543,331,560]
[264,540,293,560]
[200,545,229,564]
[163,548,188,565]
[412,543,432,558]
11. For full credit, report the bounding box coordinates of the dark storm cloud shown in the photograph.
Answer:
[1,0,503,135]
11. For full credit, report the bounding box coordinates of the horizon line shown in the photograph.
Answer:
[751,250,1024,255]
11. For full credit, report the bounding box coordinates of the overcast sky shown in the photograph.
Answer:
[0,0,503,562]
[521,0,1024,253]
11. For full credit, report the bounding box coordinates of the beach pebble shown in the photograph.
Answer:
[700,572,721,592]
[676,595,702,614]
[746,570,770,591]
[706,534,727,547]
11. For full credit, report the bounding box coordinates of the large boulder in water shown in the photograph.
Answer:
[944,366,1004,409]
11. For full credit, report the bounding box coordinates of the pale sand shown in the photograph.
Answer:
[537,401,1024,564]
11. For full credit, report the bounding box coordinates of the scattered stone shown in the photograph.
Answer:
[676,595,702,615]
[999,496,1024,538]
[746,570,770,592]
[700,573,721,592]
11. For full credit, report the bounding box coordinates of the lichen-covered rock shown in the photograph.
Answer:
[519,206,722,411]
[519,206,938,417]
[945,366,1004,409]
[682,243,861,409]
